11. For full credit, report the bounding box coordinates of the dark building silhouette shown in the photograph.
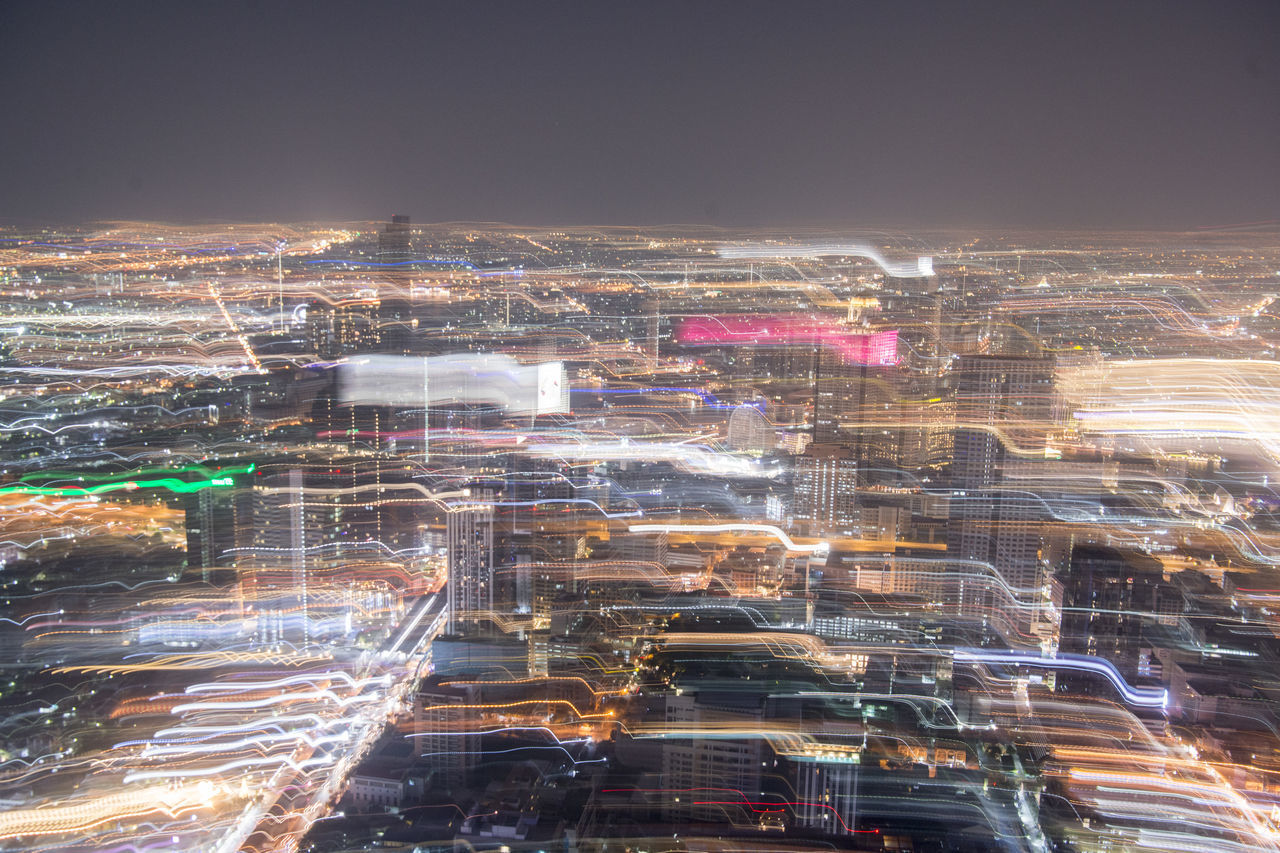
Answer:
[377,214,413,265]
[183,472,253,584]
[1059,545,1168,685]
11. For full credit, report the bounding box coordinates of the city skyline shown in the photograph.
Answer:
[3,1,1280,850]
[1,218,1279,851]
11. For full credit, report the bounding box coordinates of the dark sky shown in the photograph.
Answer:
[1,0,1277,228]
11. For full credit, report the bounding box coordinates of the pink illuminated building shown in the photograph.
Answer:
[676,315,898,366]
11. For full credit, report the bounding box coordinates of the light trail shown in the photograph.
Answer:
[718,242,934,278]
[628,521,828,553]
[954,649,1169,709]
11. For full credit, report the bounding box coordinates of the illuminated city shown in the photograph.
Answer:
[2,2,1279,852]
[0,220,1278,852]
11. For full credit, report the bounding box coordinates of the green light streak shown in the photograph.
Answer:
[2,463,254,497]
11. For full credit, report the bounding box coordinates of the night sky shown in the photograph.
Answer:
[2,0,1277,229]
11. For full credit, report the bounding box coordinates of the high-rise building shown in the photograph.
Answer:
[660,693,764,824]
[814,348,858,446]
[377,214,413,265]
[377,214,415,301]
[814,343,896,438]
[413,677,479,788]
[894,397,955,472]
[792,444,858,537]
[813,347,897,474]
[793,755,861,837]
[1059,545,1167,685]
[946,354,1054,633]
[446,492,495,634]
[493,459,582,619]
[306,297,381,358]
[183,470,253,583]
[247,469,311,643]
[237,464,397,642]
[611,529,669,567]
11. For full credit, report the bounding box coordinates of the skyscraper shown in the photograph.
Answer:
[377,214,413,265]
[494,458,582,620]
[248,469,311,643]
[446,491,495,634]
[183,469,253,583]
[413,677,479,787]
[792,444,859,538]
[947,354,1054,634]
[1059,545,1167,684]
[813,346,897,475]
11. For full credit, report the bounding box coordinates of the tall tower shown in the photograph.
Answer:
[946,354,1054,633]
[813,342,897,477]
[377,214,413,265]
[183,469,253,584]
[446,491,495,634]
[248,469,312,644]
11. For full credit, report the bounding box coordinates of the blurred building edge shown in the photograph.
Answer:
[793,443,858,538]
[183,467,254,585]
[660,692,764,824]
[413,675,480,789]
[946,353,1055,639]
[793,753,861,837]
[378,214,412,265]
[447,491,495,635]
[726,403,775,455]
[1058,544,1179,703]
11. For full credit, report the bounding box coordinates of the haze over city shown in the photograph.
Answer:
[1,3,1280,853]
